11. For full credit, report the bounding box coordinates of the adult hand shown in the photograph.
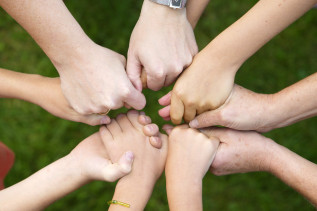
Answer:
[200,128,275,175]
[56,43,146,115]
[127,0,198,91]
[159,51,236,125]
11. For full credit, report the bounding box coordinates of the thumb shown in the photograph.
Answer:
[124,85,146,110]
[162,124,174,135]
[80,114,111,126]
[127,54,143,92]
[189,110,223,129]
[102,151,134,182]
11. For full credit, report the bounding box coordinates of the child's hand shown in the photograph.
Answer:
[35,77,111,126]
[159,52,236,124]
[68,132,134,182]
[100,110,168,210]
[200,128,275,175]
[163,125,219,211]
[165,125,219,180]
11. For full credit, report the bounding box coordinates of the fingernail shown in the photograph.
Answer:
[125,151,134,161]
[101,116,111,125]
[189,119,198,128]
[145,125,153,132]
[151,136,159,143]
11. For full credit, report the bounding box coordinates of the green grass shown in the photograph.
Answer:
[0,0,316,210]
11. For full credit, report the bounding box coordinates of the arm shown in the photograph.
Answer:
[0,0,145,114]
[184,72,317,131]
[100,111,168,210]
[201,128,317,207]
[127,0,210,91]
[167,0,317,124]
[0,133,134,211]
[164,125,219,211]
[0,68,109,125]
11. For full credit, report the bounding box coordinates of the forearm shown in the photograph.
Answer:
[186,0,210,28]
[268,143,317,206]
[166,176,203,211]
[266,73,317,130]
[109,175,156,211]
[0,155,87,210]
[0,0,93,66]
[200,0,316,69]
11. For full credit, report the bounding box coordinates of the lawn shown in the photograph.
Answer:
[0,0,316,210]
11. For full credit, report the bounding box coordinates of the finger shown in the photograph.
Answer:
[162,124,174,135]
[199,127,224,139]
[80,114,111,126]
[158,106,170,119]
[149,136,162,149]
[189,110,222,129]
[183,106,196,123]
[124,103,132,109]
[163,117,171,121]
[116,114,132,132]
[147,71,166,91]
[102,151,134,182]
[143,123,159,137]
[164,74,179,87]
[170,93,185,125]
[127,54,143,91]
[141,68,147,89]
[138,114,152,125]
[127,110,143,131]
[99,126,114,142]
[124,84,146,110]
[158,91,172,106]
[106,119,122,138]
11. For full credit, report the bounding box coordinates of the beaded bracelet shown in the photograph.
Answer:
[107,200,130,208]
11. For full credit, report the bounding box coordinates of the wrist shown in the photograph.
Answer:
[141,0,187,21]
[48,37,96,69]
[259,139,282,173]
[110,175,156,211]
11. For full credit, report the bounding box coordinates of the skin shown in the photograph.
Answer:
[0,111,160,210]
[164,125,219,211]
[127,0,210,91]
[201,128,317,207]
[159,0,317,124]
[0,132,134,211]
[100,110,168,211]
[159,72,317,132]
[0,0,146,115]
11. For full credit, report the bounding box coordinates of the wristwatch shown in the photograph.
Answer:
[149,0,187,9]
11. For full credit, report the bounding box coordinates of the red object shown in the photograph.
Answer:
[0,142,15,190]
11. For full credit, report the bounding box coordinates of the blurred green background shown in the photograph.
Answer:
[0,0,316,210]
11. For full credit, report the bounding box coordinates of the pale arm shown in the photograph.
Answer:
[0,0,92,66]
[202,0,317,69]
[269,143,317,206]
[0,156,87,211]
[187,0,210,28]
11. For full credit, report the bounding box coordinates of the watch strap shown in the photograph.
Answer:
[150,0,187,9]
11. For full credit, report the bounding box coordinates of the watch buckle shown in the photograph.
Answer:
[169,0,182,9]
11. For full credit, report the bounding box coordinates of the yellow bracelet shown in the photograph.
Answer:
[107,200,130,208]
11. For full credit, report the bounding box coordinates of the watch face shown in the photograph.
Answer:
[170,0,182,8]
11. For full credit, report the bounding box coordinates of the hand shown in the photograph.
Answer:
[188,85,274,131]
[35,77,112,126]
[164,125,219,211]
[100,110,168,182]
[164,125,219,180]
[127,0,198,91]
[200,128,275,175]
[56,43,146,115]
[100,111,168,210]
[68,132,134,183]
[159,51,236,124]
